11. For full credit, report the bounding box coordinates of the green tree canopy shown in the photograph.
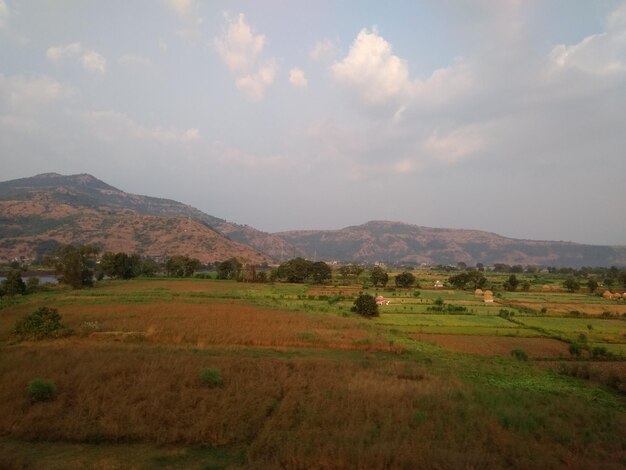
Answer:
[395,272,416,288]
[448,271,487,290]
[370,266,389,287]
[352,294,379,317]
[563,277,581,293]
[2,269,26,296]
[165,255,202,277]
[53,244,99,289]
[217,257,243,280]
[503,275,520,292]
[273,258,331,284]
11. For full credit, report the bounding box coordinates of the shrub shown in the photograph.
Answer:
[13,307,71,340]
[511,349,528,361]
[352,294,379,317]
[568,343,582,357]
[199,368,223,387]
[27,379,57,402]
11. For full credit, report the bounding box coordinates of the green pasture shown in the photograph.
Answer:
[515,316,626,344]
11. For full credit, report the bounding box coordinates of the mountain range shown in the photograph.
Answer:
[1,173,624,267]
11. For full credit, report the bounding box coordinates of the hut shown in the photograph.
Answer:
[602,290,613,299]
[434,280,444,288]
[375,296,385,305]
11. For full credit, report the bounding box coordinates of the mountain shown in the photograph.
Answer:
[276,220,626,268]
[0,173,273,264]
[2,174,625,267]
[0,173,295,260]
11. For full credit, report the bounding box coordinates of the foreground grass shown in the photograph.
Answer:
[0,278,625,469]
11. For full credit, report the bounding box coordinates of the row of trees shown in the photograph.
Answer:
[271,258,332,284]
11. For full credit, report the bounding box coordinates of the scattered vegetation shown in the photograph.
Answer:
[199,368,223,387]
[351,293,379,317]
[27,379,57,402]
[12,307,71,340]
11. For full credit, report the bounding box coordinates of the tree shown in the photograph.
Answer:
[503,275,519,292]
[563,277,580,293]
[309,261,332,284]
[339,264,364,282]
[275,257,311,283]
[99,252,142,279]
[26,277,40,294]
[217,257,242,280]
[352,294,379,317]
[166,255,202,277]
[370,266,389,287]
[395,272,415,288]
[2,269,26,296]
[587,278,599,293]
[448,271,486,290]
[54,244,99,289]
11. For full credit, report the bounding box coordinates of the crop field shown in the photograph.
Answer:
[0,277,625,469]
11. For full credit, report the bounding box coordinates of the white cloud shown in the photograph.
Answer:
[0,74,70,110]
[215,13,276,100]
[331,29,412,106]
[46,42,83,61]
[289,67,307,88]
[0,0,10,27]
[82,50,106,74]
[310,39,338,62]
[165,0,202,42]
[215,13,265,74]
[46,42,107,74]
[423,127,486,164]
[166,0,193,17]
[84,110,201,145]
[235,63,276,100]
[119,54,153,67]
[548,3,626,76]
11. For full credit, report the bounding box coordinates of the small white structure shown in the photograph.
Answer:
[375,296,385,305]
[434,280,444,288]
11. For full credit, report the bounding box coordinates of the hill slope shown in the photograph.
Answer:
[0,173,295,261]
[276,220,626,267]
[0,174,271,263]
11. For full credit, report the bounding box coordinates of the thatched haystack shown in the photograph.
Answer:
[474,288,484,296]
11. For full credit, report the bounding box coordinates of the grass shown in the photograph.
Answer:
[0,277,625,468]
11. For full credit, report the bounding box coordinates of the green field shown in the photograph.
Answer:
[0,277,625,469]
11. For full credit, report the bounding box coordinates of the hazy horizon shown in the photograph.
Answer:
[1,1,625,245]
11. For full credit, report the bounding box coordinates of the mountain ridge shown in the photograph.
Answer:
[1,173,625,267]
[276,220,626,267]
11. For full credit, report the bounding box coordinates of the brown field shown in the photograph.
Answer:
[412,333,570,357]
[2,300,398,352]
[1,279,625,469]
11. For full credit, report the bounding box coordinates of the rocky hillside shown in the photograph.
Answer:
[0,173,296,261]
[277,221,626,267]
[0,174,272,264]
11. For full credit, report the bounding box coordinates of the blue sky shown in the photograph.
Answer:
[1,0,625,245]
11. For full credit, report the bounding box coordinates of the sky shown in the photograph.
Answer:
[1,0,625,245]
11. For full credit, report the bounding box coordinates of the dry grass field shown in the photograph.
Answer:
[0,278,625,469]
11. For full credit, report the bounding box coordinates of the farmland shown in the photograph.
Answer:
[0,275,625,469]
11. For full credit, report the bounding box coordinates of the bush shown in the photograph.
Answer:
[200,368,223,387]
[13,307,71,340]
[511,349,528,361]
[352,294,379,317]
[27,379,57,402]
[568,343,582,357]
